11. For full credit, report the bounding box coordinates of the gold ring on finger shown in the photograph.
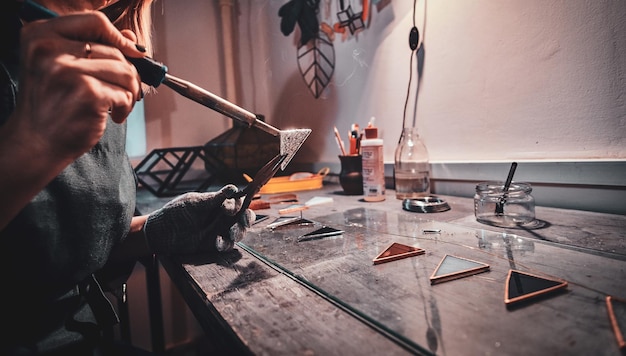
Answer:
[84,42,92,59]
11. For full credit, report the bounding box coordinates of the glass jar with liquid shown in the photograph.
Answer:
[474,181,535,227]
[394,127,430,199]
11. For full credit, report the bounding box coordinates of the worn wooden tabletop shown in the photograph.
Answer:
[151,181,626,355]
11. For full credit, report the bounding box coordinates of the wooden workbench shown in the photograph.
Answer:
[152,181,626,355]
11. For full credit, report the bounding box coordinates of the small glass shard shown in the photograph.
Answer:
[430,255,490,284]
[297,226,344,242]
[606,295,626,350]
[373,242,425,265]
[504,270,568,306]
[267,216,313,229]
[422,229,441,234]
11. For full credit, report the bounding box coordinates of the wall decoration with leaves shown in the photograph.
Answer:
[278,0,387,98]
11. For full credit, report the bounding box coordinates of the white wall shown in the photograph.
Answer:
[144,0,625,162]
[235,0,626,164]
[141,0,626,213]
[143,0,231,152]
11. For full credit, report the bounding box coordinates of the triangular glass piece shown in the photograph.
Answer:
[297,226,343,242]
[430,254,490,284]
[373,242,425,265]
[606,295,626,350]
[504,270,568,306]
[266,216,313,229]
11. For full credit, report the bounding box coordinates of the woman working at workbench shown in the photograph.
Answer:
[0,0,255,354]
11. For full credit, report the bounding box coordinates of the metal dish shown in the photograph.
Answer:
[402,197,451,213]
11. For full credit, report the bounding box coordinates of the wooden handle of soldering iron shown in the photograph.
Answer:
[129,56,282,137]
[161,73,281,137]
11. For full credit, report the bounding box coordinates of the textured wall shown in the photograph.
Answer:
[143,1,625,164]
[231,0,626,164]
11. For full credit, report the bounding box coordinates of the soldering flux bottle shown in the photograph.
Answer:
[394,127,430,199]
[361,119,385,202]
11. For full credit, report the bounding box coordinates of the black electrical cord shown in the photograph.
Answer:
[400,0,426,143]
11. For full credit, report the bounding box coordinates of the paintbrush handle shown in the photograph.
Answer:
[495,162,518,215]
[502,162,518,192]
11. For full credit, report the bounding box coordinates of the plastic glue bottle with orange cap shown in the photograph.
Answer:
[360,117,385,202]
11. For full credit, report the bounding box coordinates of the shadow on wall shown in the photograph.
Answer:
[265,0,401,168]
[271,70,340,168]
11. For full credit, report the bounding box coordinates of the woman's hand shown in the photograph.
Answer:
[0,10,146,230]
[143,186,257,255]
[14,11,145,160]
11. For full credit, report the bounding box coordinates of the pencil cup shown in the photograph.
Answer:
[339,155,364,195]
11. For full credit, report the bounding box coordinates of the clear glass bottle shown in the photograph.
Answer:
[394,127,430,199]
[474,182,535,227]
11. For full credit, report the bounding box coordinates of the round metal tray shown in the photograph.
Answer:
[402,197,451,213]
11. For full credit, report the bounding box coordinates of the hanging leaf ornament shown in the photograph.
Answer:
[297,32,335,98]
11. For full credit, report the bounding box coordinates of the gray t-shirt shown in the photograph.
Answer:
[0,14,137,353]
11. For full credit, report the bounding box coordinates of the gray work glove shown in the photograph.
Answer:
[144,185,256,255]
